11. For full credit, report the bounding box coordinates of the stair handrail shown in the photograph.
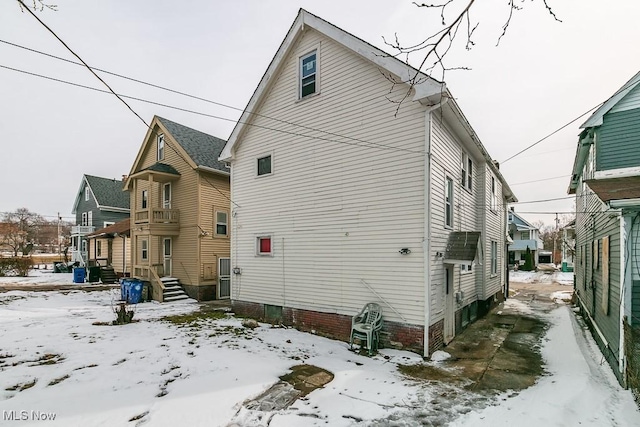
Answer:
[149,267,165,302]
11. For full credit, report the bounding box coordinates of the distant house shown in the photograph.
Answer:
[568,70,640,388]
[70,175,130,265]
[560,218,575,271]
[86,218,131,280]
[508,208,543,268]
[219,9,517,355]
[124,116,229,302]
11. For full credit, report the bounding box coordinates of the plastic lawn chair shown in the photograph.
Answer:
[350,303,383,356]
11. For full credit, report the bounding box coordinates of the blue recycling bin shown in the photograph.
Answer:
[119,278,130,301]
[73,267,86,284]
[119,278,142,303]
[128,280,143,304]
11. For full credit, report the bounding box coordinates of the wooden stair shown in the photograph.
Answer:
[161,277,189,302]
[100,267,118,284]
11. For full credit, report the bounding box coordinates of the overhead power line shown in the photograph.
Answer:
[17,0,149,128]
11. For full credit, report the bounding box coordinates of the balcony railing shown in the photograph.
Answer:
[134,208,180,224]
[71,225,95,236]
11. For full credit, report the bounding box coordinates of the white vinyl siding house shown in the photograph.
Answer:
[220,9,516,355]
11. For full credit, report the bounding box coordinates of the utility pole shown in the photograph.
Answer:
[57,212,62,258]
[553,213,560,265]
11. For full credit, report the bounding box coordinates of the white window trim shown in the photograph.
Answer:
[157,133,165,161]
[298,48,320,100]
[256,152,274,178]
[87,211,93,227]
[215,209,229,237]
[445,175,454,229]
[256,235,273,256]
[163,183,171,209]
[490,240,498,276]
[461,263,473,275]
[141,190,148,209]
[81,212,88,226]
[461,152,473,193]
[141,238,148,261]
[490,175,497,213]
[96,240,102,257]
[85,186,90,201]
[103,221,115,228]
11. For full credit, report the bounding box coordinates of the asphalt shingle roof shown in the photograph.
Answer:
[85,175,130,210]
[444,231,481,262]
[140,163,180,175]
[157,116,227,172]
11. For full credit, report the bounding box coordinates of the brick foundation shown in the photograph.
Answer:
[182,284,216,301]
[231,300,445,356]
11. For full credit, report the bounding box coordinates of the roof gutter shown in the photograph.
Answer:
[568,129,594,194]
[196,165,231,176]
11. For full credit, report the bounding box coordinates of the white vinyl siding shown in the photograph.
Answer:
[430,117,480,314]
[231,29,426,326]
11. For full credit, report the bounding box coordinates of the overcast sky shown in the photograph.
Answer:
[1,0,639,226]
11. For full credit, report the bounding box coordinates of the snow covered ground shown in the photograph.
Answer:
[510,270,574,285]
[0,269,75,285]
[0,281,638,426]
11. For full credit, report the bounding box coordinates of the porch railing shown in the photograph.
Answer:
[71,225,95,235]
[134,209,180,225]
[133,264,166,302]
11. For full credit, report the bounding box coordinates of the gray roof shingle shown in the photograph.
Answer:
[85,175,130,210]
[444,231,481,262]
[157,116,227,172]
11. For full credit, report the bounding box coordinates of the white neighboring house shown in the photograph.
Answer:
[219,9,517,355]
[507,208,543,268]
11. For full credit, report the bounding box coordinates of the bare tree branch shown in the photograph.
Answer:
[18,0,57,12]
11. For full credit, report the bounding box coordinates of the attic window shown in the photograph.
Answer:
[85,187,90,201]
[300,51,317,98]
[157,133,165,161]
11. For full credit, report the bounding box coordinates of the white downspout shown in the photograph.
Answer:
[423,102,445,357]
[424,110,432,358]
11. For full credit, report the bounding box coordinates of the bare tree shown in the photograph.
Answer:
[1,208,45,256]
[381,0,561,112]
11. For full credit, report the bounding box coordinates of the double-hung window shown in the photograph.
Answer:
[215,210,228,236]
[461,263,473,274]
[490,176,497,212]
[141,190,148,209]
[461,153,473,192]
[85,187,90,201]
[300,51,317,98]
[141,239,148,261]
[491,241,498,275]
[157,133,165,161]
[445,176,453,228]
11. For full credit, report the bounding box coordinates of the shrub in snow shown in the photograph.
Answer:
[0,257,32,277]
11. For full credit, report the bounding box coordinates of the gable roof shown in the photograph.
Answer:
[156,116,227,172]
[581,70,640,129]
[72,175,130,214]
[219,8,444,162]
[508,210,538,231]
[217,9,517,204]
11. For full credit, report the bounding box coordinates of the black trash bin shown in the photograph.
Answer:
[88,266,101,283]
